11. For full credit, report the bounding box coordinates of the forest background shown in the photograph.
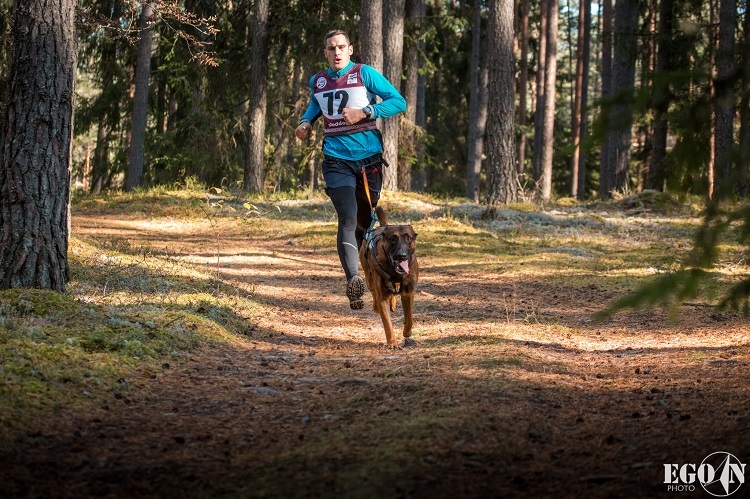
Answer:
[2,0,748,203]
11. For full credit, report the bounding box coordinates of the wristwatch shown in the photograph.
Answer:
[363,105,373,119]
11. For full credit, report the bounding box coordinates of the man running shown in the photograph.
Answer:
[295,29,406,310]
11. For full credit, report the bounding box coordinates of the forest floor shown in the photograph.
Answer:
[1,190,749,498]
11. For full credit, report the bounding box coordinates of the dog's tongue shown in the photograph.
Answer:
[398,260,410,274]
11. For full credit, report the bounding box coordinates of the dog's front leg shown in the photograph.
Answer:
[401,292,414,340]
[376,299,398,347]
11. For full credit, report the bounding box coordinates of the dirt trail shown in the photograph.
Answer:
[2,212,749,498]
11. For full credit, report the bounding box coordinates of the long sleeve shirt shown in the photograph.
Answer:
[300,60,407,161]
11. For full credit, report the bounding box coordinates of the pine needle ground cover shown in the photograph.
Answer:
[1,189,748,498]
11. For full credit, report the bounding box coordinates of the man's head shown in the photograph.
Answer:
[324,30,353,71]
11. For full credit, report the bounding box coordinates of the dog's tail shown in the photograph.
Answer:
[375,206,388,226]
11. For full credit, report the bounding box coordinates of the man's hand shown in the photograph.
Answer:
[342,107,367,125]
[295,122,311,139]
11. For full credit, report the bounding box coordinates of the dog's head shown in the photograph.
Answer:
[382,225,417,275]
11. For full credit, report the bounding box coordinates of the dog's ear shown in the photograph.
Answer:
[375,206,388,226]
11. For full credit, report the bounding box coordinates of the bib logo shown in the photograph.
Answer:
[347,72,358,84]
[316,77,327,89]
[664,452,745,496]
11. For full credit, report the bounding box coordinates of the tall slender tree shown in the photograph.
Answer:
[649,0,674,192]
[532,0,548,186]
[517,0,530,180]
[360,0,384,72]
[577,0,591,199]
[466,0,488,201]
[244,0,270,193]
[600,0,638,197]
[739,2,750,198]
[124,2,155,191]
[400,0,424,191]
[539,0,558,200]
[708,0,718,198]
[570,0,586,198]
[411,0,427,193]
[382,0,406,191]
[713,0,736,199]
[598,0,614,198]
[485,0,518,206]
[0,0,76,291]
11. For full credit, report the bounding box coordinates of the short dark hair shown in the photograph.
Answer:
[324,29,350,46]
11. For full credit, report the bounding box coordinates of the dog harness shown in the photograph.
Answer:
[365,227,403,295]
[360,164,407,294]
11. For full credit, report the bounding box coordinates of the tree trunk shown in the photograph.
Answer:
[570,0,586,198]
[382,0,406,192]
[609,0,639,196]
[466,0,488,201]
[577,0,591,199]
[598,0,614,198]
[399,0,423,191]
[272,48,291,186]
[649,0,674,192]
[485,0,518,206]
[91,120,109,195]
[517,0,530,180]
[125,2,155,191]
[539,0,558,200]
[532,0,548,185]
[636,4,656,192]
[360,0,384,72]
[708,0,717,199]
[739,1,750,198]
[0,0,76,291]
[244,0,270,193]
[713,0,736,199]
[411,0,427,193]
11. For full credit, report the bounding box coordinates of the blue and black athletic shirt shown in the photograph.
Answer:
[300,60,406,161]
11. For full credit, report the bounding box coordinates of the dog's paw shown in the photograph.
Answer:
[403,337,419,348]
[384,342,402,350]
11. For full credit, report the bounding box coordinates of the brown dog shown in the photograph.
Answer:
[359,206,419,348]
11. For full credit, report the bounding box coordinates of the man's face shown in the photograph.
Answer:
[324,34,353,71]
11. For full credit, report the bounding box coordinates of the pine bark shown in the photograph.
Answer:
[649,0,674,191]
[466,0,488,202]
[244,0,270,193]
[359,0,384,72]
[577,0,591,199]
[411,0,428,193]
[125,2,155,191]
[532,0,548,185]
[0,0,76,291]
[598,0,614,198]
[739,2,750,198]
[570,0,586,198]
[713,0,736,199]
[517,0,530,180]
[382,0,406,191]
[610,0,639,195]
[539,0,558,200]
[485,0,518,205]
[399,0,424,191]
